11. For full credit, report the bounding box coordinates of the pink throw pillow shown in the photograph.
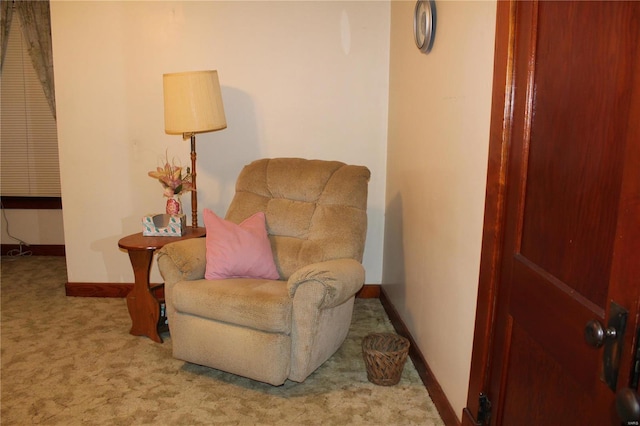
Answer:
[203,209,279,280]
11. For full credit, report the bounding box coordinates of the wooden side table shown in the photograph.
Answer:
[118,227,206,343]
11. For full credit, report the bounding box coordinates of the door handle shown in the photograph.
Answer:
[616,324,640,423]
[617,388,640,423]
[584,301,628,391]
[584,320,617,348]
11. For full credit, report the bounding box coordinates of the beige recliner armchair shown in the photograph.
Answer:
[157,158,370,385]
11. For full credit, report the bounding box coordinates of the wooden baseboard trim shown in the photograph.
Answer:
[357,284,380,298]
[65,282,133,297]
[380,287,460,426]
[1,244,65,256]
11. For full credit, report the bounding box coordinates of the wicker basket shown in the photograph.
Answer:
[362,333,410,386]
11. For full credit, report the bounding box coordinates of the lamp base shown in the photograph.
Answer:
[190,134,198,228]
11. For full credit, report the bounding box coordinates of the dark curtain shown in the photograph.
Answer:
[1,0,56,120]
[0,0,13,71]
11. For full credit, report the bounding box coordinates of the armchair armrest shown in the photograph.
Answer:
[287,258,365,309]
[157,238,207,285]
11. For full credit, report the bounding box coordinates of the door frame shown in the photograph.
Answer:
[462,1,517,424]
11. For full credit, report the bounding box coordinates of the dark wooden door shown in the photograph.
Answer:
[465,1,640,424]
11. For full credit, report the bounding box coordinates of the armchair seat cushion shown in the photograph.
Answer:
[173,278,292,334]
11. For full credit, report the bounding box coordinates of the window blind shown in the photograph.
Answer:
[1,11,61,197]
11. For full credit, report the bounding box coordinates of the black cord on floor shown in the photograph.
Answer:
[0,200,32,257]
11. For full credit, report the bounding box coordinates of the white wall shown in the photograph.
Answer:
[384,0,496,420]
[1,210,65,246]
[50,1,389,284]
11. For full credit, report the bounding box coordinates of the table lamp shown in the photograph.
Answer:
[163,70,227,228]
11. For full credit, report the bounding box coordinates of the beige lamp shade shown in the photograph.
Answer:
[163,70,227,135]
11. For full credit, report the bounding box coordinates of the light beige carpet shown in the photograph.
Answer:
[1,256,444,425]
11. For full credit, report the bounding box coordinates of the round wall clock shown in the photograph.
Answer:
[414,0,436,54]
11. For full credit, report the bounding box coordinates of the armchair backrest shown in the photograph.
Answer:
[225,158,370,279]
